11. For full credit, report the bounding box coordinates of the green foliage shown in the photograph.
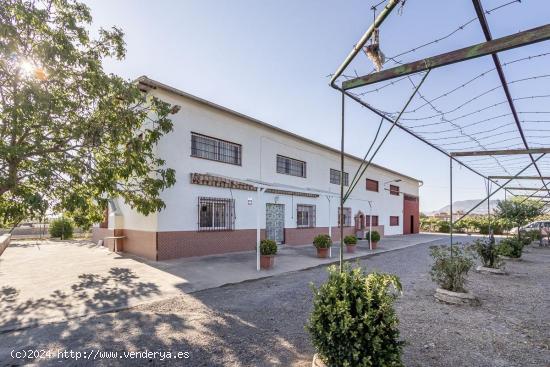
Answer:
[306,264,403,367]
[49,217,74,239]
[497,237,523,258]
[495,199,545,237]
[437,220,450,233]
[0,0,176,228]
[260,239,277,256]
[313,234,332,249]
[366,230,381,242]
[429,245,475,292]
[473,239,503,269]
[523,229,541,243]
[343,235,357,245]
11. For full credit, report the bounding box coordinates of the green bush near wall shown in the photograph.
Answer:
[49,217,74,239]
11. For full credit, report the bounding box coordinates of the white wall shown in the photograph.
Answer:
[118,88,420,235]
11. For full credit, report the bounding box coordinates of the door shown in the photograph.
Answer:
[410,215,415,234]
[403,195,419,234]
[266,204,285,244]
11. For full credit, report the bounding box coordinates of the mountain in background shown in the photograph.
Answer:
[427,199,500,216]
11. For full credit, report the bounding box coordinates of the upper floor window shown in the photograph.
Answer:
[366,179,379,192]
[330,169,349,186]
[277,155,306,178]
[191,133,242,166]
[338,207,352,226]
[297,204,316,228]
[390,216,399,226]
[198,197,235,231]
[389,185,400,196]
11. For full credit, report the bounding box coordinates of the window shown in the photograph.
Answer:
[297,204,316,228]
[390,216,399,226]
[191,133,242,165]
[366,215,379,227]
[390,185,400,196]
[198,197,235,231]
[277,155,306,178]
[366,179,379,192]
[330,169,349,186]
[338,207,352,226]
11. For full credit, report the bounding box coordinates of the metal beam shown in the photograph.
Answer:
[489,176,550,180]
[506,187,550,191]
[451,148,550,157]
[518,195,550,199]
[342,24,550,89]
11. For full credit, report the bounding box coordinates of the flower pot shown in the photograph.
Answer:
[260,255,275,270]
[370,241,378,249]
[346,244,356,253]
[316,247,329,258]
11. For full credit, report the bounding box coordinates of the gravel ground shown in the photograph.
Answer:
[1,238,548,366]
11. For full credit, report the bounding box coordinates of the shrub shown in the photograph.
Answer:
[343,235,357,245]
[473,239,503,269]
[307,264,403,367]
[497,237,523,258]
[436,220,450,233]
[313,234,332,249]
[366,230,381,242]
[430,245,475,293]
[260,239,277,256]
[49,217,74,239]
[522,230,541,244]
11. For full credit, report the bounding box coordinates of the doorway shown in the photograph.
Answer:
[266,204,285,244]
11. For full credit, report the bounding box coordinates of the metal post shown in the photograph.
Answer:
[339,90,345,272]
[327,195,332,258]
[450,155,453,248]
[256,188,263,271]
[368,201,373,251]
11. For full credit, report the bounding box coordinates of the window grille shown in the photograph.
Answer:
[330,168,349,186]
[277,155,306,178]
[191,133,242,165]
[338,207,352,226]
[390,185,400,196]
[297,204,316,228]
[390,216,399,226]
[198,197,235,231]
[366,179,379,192]
[366,215,379,227]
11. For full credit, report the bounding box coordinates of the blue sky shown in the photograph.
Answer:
[86,0,549,212]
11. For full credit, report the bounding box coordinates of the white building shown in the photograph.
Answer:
[93,76,422,260]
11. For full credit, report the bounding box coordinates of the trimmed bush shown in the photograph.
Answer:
[260,239,277,256]
[430,245,475,293]
[497,237,523,258]
[473,239,503,269]
[49,217,74,239]
[313,234,332,249]
[307,264,403,367]
[343,235,357,245]
[437,220,450,233]
[366,230,381,242]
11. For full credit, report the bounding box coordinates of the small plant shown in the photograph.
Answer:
[307,264,403,367]
[437,220,450,233]
[343,235,357,245]
[430,244,475,293]
[313,234,332,249]
[473,239,503,269]
[49,217,74,239]
[366,230,381,242]
[497,237,523,258]
[260,239,277,256]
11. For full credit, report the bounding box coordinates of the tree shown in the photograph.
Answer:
[494,198,545,238]
[0,0,176,229]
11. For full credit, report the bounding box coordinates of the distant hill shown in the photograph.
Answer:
[428,199,500,216]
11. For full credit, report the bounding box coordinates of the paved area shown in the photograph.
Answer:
[0,234,443,332]
[1,237,547,366]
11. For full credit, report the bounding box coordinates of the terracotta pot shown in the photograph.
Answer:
[371,241,378,249]
[260,255,275,270]
[316,247,329,258]
[346,244,356,253]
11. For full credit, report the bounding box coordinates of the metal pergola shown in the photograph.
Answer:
[330,0,550,263]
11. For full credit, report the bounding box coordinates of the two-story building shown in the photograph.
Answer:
[92,76,422,261]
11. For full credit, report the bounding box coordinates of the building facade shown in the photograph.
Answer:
[92,77,421,261]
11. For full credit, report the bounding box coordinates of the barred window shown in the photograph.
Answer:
[390,216,399,226]
[366,215,379,227]
[277,155,306,178]
[297,204,315,228]
[338,207,352,226]
[366,179,379,192]
[390,185,400,196]
[191,133,242,165]
[330,169,349,186]
[198,197,235,231]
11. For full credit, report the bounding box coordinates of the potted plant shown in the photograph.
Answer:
[343,235,357,253]
[313,234,331,258]
[430,244,478,305]
[366,230,380,249]
[307,264,403,367]
[473,239,505,274]
[260,239,277,269]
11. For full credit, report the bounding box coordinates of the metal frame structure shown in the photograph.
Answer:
[330,0,550,263]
